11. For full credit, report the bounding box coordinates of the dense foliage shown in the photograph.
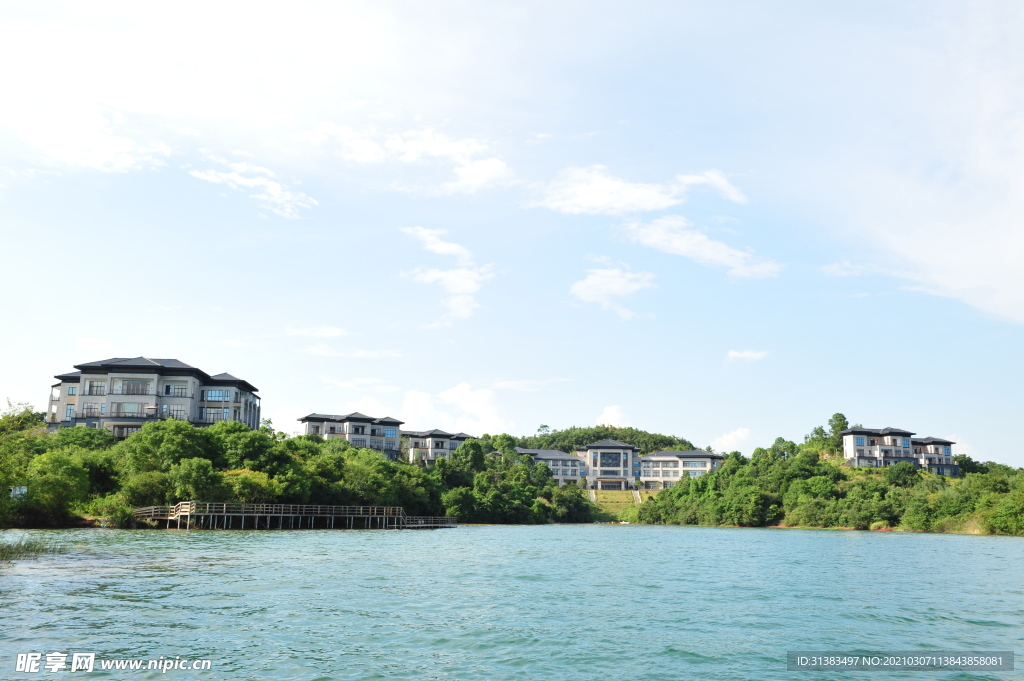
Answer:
[2,404,1021,534]
[0,404,591,527]
[637,415,1024,535]
[516,425,696,454]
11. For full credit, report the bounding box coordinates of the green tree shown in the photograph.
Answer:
[169,457,226,501]
[884,462,920,488]
[24,451,89,522]
[827,413,849,452]
[223,469,282,503]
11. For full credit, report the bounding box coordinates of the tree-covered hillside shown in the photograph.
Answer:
[0,404,591,528]
[515,425,696,454]
[638,415,1024,535]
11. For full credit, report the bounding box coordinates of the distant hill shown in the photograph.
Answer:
[517,426,697,455]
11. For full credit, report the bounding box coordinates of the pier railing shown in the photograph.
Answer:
[133,502,407,520]
[132,501,457,529]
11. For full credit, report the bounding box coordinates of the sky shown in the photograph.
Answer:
[2,1,1023,465]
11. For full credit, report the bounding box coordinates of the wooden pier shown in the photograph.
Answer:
[132,501,457,530]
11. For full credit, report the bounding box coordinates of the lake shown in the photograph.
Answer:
[1,525,1021,680]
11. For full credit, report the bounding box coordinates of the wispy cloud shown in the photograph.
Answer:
[403,227,494,326]
[189,156,317,218]
[492,378,570,392]
[322,377,400,393]
[538,165,746,215]
[627,216,782,278]
[569,265,656,319]
[286,326,349,338]
[820,261,878,277]
[310,126,513,194]
[725,350,769,363]
[305,344,401,358]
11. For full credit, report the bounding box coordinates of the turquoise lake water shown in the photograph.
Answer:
[1,525,1022,680]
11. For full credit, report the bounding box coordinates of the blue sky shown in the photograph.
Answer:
[2,1,1023,465]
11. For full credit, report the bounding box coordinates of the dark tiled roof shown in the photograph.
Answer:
[640,450,725,460]
[299,412,403,425]
[54,371,82,381]
[64,358,258,392]
[580,439,639,450]
[912,437,955,445]
[450,432,475,439]
[840,427,915,436]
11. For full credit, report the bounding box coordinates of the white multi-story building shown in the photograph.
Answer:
[298,412,404,460]
[841,427,960,476]
[639,451,724,489]
[515,447,588,486]
[47,357,261,439]
[297,413,474,464]
[575,439,641,490]
[403,429,474,465]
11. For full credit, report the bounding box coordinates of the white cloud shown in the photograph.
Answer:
[725,350,769,363]
[404,228,494,326]
[76,337,113,355]
[342,396,393,417]
[820,261,877,277]
[304,344,400,358]
[286,326,349,338]
[372,128,513,194]
[711,427,751,453]
[323,377,398,393]
[626,216,783,278]
[569,266,656,319]
[944,433,975,458]
[538,165,746,215]
[189,158,317,218]
[492,378,570,391]
[401,227,474,264]
[396,383,512,435]
[596,405,629,427]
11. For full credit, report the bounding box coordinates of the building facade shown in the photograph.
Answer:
[297,413,474,464]
[403,429,474,465]
[639,451,724,489]
[47,357,260,438]
[575,439,641,490]
[515,447,588,486]
[298,412,404,460]
[841,427,960,476]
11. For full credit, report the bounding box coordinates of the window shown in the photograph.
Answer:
[122,381,150,395]
[165,385,188,398]
[328,426,336,434]
[689,471,701,477]
[943,446,951,456]
[855,436,865,446]
[166,406,187,420]
[449,441,459,449]
[352,438,366,447]
[370,439,384,450]
[86,381,106,396]
[384,427,397,438]
[82,404,101,417]
[599,452,622,467]
[385,440,395,450]
[352,425,365,435]
[311,425,320,434]
[202,389,228,402]
[902,438,911,448]
[434,441,446,449]
[67,387,77,396]
[112,403,144,416]
[65,404,74,420]
[663,461,679,468]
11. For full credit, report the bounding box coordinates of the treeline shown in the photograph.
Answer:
[0,404,592,528]
[516,425,696,454]
[638,415,1024,535]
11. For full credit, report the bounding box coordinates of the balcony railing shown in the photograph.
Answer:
[107,388,154,396]
[162,388,192,398]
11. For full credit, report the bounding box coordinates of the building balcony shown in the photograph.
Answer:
[107,388,155,396]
